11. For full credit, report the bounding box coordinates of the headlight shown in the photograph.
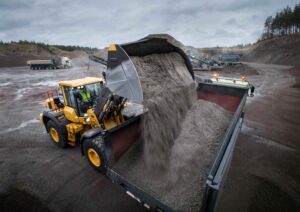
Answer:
[212,72,219,78]
[84,113,91,122]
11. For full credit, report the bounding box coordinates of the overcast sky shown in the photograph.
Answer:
[0,0,299,48]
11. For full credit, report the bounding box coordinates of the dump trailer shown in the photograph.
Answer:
[28,57,71,70]
[98,38,254,212]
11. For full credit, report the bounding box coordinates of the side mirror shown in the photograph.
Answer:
[102,71,107,81]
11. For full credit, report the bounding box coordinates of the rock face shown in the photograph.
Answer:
[242,34,300,66]
[114,51,232,211]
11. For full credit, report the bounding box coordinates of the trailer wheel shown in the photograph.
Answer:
[46,120,67,148]
[83,136,107,174]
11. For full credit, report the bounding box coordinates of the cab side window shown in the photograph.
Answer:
[63,86,76,108]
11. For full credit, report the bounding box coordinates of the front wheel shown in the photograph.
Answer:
[83,136,107,174]
[46,120,68,148]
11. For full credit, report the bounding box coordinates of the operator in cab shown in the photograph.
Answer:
[75,81,105,115]
[78,86,94,113]
[80,86,92,103]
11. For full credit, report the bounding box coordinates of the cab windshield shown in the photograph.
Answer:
[74,82,104,116]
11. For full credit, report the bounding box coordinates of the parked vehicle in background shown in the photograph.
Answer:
[219,53,242,65]
[27,57,72,70]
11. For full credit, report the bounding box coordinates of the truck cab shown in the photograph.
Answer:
[61,57,72,68]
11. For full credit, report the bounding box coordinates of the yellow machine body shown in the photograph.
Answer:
[41,77,126,146]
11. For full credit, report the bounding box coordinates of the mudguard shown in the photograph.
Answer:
[80,127,105,155]
[42,110,68,139]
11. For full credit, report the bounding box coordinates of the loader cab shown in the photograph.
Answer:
[59,77,104,118]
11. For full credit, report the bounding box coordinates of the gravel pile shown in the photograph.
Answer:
[114,52,232,211]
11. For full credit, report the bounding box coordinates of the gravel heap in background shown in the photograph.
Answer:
[114,52,232,211]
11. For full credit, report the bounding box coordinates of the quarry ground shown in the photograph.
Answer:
[0,61,299,211]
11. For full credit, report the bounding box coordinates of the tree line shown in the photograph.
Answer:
[0,40,99,53]
[261,3,300,40]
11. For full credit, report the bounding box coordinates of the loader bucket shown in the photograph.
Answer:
[105,37,194,104]
[103,36,194,165]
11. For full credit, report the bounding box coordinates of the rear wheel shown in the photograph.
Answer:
[83,136,107,173]
[46,120,67,148]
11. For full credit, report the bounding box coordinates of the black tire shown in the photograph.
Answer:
[46,120,68,148]
[83,136,107,174]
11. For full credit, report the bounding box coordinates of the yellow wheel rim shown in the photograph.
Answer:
[87,148,101,167]
[50,128,59,143]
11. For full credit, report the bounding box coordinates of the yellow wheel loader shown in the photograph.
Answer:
[40,76,144,173]
[40,37,192,175]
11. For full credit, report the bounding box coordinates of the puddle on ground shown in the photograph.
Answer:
[0,186,50,212]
